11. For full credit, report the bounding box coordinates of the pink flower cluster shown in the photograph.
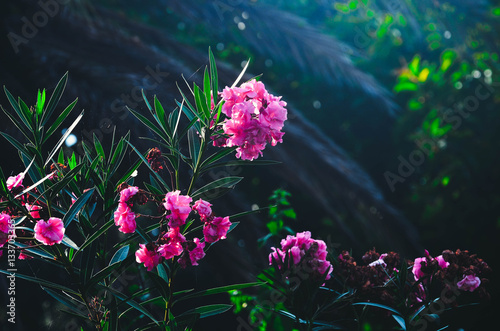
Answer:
[135,192,231,271]
[113,186,139,233]
[412,250,449,281]
[269,231,333,280]
[34,217,65,245]
[215,79,287,161]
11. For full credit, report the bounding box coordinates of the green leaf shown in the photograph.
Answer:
[63,188,95,227]
[157,263,169,282]
[194,84,210,122]
[77,219,114,254]
[394,81,418,93]
[41,72,69,126]
[3,87,31,129]
[62,236,80,250]
[209,47,218,102]
[94,134,105,160]
[126,140,170,191]
[0,269,79,295]
[109,245,130,265]
[188,127,201,169]
[0,132,30,157]
[36,88,46,116]
[115,158,142,189]
[147,271,170,300]
[127,106,170,143]
[200,159,281,173]
[84,255,135,292]
[199,147,237,170]
[43,287,86,315]
[101,285,160,326]
[191,176,243,200]
[14,241,55,259]
[18,98,34,129]
[352,302,403,317]
[392,315,406,330]
[174,282,262,303]
[203,67,212,115]
[154,95,170,138]
[1,104,33,142]
[178,304,232,319]
[47,163,84,200]
[409,55,420,75]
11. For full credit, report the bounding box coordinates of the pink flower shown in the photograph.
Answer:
[113,202,136,233]
[119,186,139,204]
[135,244,161,271]
[178,238,205,268]
[270,231,332,280]
[435,255,450,269]
[369,253,388,268]
[217,80,287,161]
[412,257,427,281]
[34,217,65,245]
[19,252,32,260]
[0,213,11,234]
[25,204,42,219]
[7,172,24,190]
[413,253,449,281]
[203,216,231,243]
[269,247,285,265]
[164,191,192,228]
[158,227,186,259]
[193,199,212,220]
[415,283,426,303]
[457,274,481,292]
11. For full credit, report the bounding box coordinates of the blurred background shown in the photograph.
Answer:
[0,0,499,329]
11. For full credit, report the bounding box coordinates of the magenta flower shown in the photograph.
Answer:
[0,213,11,234]
[113,202,136,233]
[203,216,231,243]
[25,204,42,219]
[217,79,287,161]
[369,253,388,268]
[34,217,65,245]
[435,255,450,269]
[6,172,24,190]
[158,227,186,259]
[412,257,427,281]
[18,252,32,260]
[457,274,481,292]
[135,244,161,271]
[164,191,192,228]
[193,199,212,220]
[270,231,333,280]
[119,186,139,204]
[178,238,205,268]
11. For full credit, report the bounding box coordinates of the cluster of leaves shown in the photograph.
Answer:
[0,50,271,330]
[257,189,296,246]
